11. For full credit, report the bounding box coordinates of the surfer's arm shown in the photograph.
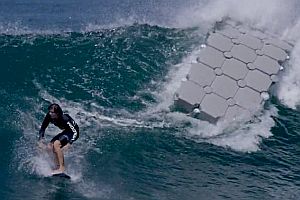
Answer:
[38,114,50,140]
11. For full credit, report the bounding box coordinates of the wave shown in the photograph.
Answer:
[4,1,300,170]
[3,1,300,199]
[0,0,199,35]
[3,23,197,198]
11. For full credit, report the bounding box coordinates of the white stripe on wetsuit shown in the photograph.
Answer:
[67,121,78,141]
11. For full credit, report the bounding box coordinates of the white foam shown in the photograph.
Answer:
[13,107,59,177]
[0,21,71,35]
[31,151,54,177]
[82,15,157,33]
[34,81,170,131]
[174,0,297,32]
[277,18,300,109]
[277,42,300,109]
[145,46,205,114]
[207,108,276,152]
[75,179,113,199]
[161,107,276,152]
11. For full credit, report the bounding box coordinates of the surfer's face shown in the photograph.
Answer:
[49,108,59,119]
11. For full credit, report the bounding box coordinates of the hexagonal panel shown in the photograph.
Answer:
[253,55,280,75]
[251,30,268,40]
[175,81,206,112]
[188,63,216,86]
[222,58,249,80]
[211,75,239,99]
[234,87,262,110]
[223,105,251,122]
[217,26,241,39]
[231,44,257,63]
[200,93,228,120]
[245,70,272,92]
[238,33,263,49]
[264,38,293,52]
[197,46,225,69]
[261,44,288,61]
[207,33,233,52]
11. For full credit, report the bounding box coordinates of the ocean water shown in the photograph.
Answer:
[2,0,300,199]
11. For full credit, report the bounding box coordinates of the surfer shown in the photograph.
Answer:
[38,103,79,174]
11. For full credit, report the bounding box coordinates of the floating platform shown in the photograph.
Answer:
[174,20,293,124]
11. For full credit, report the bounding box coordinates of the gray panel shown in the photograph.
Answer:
[175,81,206,112]
[200,93,228,122]
[222,58,249,80]
[197,46,225,69]
[211,75,239,99]
[238,34,263,49]
[253,55,280,75]
[223,105,251,122]
[187,63,216,86]
[245,70,272,92]
[251,30,268,40]
[207,33,233,52]
[217,26,241,39]
[264,38,293,51]
[231,44,257,63]
[261,44,288,61]
[234,87,262,110]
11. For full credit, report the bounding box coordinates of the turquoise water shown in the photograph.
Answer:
[2,1,300,200]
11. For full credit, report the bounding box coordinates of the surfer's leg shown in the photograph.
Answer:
[52,140,65,173]
[49,143,59,169]
[61,143,71,152]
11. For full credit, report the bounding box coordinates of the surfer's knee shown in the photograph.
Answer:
[53,140,62,152]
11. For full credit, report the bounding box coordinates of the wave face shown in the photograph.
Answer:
[2,0,300,199]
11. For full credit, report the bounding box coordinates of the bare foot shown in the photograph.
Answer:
[52,169,64,175]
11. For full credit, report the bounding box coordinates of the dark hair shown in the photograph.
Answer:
[48,103,63,116]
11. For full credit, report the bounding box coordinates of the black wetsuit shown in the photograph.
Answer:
[39,113,79,147]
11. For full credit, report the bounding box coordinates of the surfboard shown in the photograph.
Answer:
[52,173,71,179]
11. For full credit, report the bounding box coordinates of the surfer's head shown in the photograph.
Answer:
[48,103,63,119]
